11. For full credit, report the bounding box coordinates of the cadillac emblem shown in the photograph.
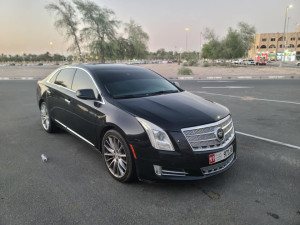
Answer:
[215,127,225,142]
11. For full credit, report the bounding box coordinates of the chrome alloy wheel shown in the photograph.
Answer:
[40,103,50,131]
[103,135,127,178]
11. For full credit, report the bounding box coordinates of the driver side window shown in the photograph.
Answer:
[72,69,99,99]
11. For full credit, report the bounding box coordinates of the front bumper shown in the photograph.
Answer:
[132,134,237,181]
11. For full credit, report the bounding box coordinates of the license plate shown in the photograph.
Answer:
[209,145,233,165]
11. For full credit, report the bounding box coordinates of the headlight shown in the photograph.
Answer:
[136,117,175,151]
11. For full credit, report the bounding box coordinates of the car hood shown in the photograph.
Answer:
[114,91,229,131]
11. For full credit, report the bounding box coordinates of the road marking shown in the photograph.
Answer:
[238,76,253,79]
[178,76,194,80]
[236,131,300,150]
[193,91,300,105]
[201,86,253,89]
[197,81,235,83]
[0,77,37,80]
[206,76,222,79]
[268,76,284,79]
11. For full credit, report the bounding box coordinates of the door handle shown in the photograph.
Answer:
[64,99,71,104]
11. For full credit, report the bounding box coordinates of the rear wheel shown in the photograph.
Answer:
[40,102,56,133]
[102,130,136,182]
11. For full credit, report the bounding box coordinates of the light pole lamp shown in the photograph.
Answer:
[280,4,293,67]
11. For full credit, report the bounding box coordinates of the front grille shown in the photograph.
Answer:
[201,153,235,175]
[181,115,235,151]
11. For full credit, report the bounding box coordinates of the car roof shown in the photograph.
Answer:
[61,63,146,73]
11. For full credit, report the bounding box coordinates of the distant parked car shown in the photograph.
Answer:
[296,61,300,66]
[244,59,255,65]
[257,59,266,65]
[232,59,239,64]
[215,59,224,63]
[238,59,245,64]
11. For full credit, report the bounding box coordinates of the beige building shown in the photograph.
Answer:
[248,30,300,61]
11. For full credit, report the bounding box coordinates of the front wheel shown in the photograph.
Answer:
[102,130,136,182]
[40,102,56,133]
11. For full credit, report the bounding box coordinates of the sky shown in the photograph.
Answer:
[0,0,299,55]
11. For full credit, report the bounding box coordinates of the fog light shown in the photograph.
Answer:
[153,165,162,176]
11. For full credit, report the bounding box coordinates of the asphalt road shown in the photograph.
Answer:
[0,80,299,225]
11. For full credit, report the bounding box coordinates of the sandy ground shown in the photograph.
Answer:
[142,63,300,79]
[0,64,300,79]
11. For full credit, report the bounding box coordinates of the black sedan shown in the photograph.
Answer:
[36,64,236,182]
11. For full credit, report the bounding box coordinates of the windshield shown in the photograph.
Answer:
[94,68,180,99]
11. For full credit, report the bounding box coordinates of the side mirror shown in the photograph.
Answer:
[174,81,180,87]
[76,89,96,100]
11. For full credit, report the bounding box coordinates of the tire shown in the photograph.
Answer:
[102,130,136,182]
[40,102,56,133]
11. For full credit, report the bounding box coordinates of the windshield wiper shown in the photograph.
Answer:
[113,93,150,99]
[148,90,179,96]
[114,90,179,99]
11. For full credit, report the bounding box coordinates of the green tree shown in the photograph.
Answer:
[114,37,130,60]
[222,28,245,59]
[202,40,223,60]
[45,0,83,61]
[74,0,119,63]
[156,48,166,59]
[202,27,223,60]
[237,22,256,57]
[203,27,218,41]
[125,20,149,59]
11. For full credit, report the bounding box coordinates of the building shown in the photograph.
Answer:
[248,30,300,62]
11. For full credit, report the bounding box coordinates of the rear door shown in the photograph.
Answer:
[47,68,76,125]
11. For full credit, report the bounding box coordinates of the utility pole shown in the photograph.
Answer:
[280,5,293,67]
[185,28,189,51]
[199,32,202,61]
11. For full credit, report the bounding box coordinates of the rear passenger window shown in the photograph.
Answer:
[72,69,99,98]
[49,70,61,83]
[54,68,76,89]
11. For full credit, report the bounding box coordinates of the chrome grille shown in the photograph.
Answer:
[181,115,235,151]
[201,154,235,175]
[161,169,188,177]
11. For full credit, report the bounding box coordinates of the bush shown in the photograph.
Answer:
[178,67,193,75]
[183,59,199,67]
[187,59,199,66]
[202,62,210,67]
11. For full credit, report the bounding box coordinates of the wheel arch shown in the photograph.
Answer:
[38,98,45,109]
[97,123,129,152]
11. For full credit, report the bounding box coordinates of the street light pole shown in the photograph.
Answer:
[185,28,189,51]
[49,41,53,62]
[199,32,202,61]
[280,5,293,67]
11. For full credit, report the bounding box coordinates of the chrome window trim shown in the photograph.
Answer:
[54,119,95,146]
[46,66,105,104]
[46,68,62,82]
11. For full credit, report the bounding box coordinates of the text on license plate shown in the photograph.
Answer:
[209,145,233,165]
